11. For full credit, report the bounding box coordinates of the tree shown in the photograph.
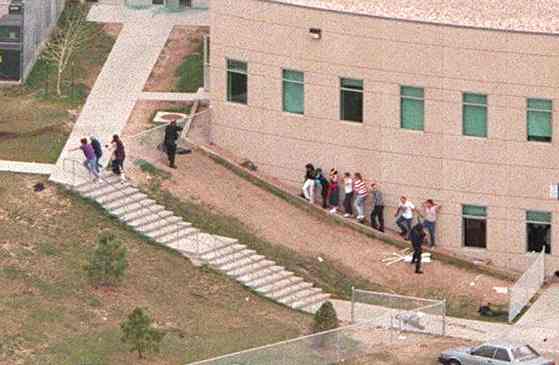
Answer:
[121,307,166,359]
[312,301,339,333]
[86,232,128,287]
[41,3,97,96]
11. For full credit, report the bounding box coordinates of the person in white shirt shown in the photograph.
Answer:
[342,172,353,217]
[395,196,415,239]
[421,199,442,247]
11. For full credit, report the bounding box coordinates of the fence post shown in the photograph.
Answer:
[350,286,355,324]
[442,299,447,336]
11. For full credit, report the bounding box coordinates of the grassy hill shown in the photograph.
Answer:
[0,173,311,365]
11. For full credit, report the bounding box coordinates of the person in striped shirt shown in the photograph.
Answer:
[352,172,368,223]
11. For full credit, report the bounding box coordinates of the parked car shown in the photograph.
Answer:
[439,340,555,365]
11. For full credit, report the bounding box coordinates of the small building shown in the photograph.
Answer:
[0,0,66,83]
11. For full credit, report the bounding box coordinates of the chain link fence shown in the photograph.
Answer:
[508,250,546,323]
[351,288,447,336]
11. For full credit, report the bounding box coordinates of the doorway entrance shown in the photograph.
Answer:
[0,49,21,81]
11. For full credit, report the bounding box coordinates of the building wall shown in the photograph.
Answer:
[209,0,559,274]
[22,0,66,81]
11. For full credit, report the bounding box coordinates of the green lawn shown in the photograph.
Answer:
[0,17,118,163]
[176,44,204,93]
[0,173,312,365]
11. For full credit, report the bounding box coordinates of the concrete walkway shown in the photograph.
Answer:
[0,160,55,175]
[49,4,208,185]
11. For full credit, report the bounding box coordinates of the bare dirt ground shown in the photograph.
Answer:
[144,26,208,92]
[121,103,511,321]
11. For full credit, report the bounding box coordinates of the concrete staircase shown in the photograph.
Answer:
[73,173,330,313]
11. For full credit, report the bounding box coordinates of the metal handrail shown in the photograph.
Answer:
[62,157,199,257]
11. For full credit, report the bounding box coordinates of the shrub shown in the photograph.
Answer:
[121,307,166,359]
[312,301,339,333]
[86,232,128,287]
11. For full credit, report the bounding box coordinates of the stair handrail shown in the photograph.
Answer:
[62,157,198,257]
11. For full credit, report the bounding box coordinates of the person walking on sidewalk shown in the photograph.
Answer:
[342,172,353,217]
[395,196,415,239]
[108,134,126,182]
[302,163,315,202]
[409,222,426,274]
[369,183,385,232]
[164,120,183,169]
[315,168,329,209]
[328,168,339,214]
[353,173,368,223]
[422,199,441,247]
[70,138,99,181]
[90,136,103,173]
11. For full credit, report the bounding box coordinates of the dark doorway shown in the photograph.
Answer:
[0,49,20,81]
[152,0,164,4]
[180,0,192,7]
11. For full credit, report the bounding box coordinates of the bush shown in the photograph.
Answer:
[121,307,166,359]
[312,301,339,333]
[86,232,128,287]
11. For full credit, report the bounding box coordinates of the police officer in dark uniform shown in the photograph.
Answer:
[409,221,426,274]
[164,120,183,169]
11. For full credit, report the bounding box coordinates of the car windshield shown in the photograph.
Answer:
[511,345,540,361]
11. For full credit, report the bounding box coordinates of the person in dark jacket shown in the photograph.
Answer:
[109,134,126,181]
[409,222,426,274]
[315,168,329,209]
[164,120,183,168]
[90,136,103,173]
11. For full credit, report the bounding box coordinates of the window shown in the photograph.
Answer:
[282,69,304,114]
[340,78,363,122]
[511,345,540,361]
[527,98,552,142]
[463,205,487,248]
[472,346,496,359]
[527,211,551,254]
[226,59,247,104]
[463,93,488,137]
[494,348,511,362]
[400,86,424,130]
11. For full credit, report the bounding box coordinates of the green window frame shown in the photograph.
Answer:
[282,69,304,115]
[463,205,487,248]
[527,98,552,143]
[463,93,488,138]
[340,78,363,122]
[526,210,552,254]
[400,86,424,130]
[226,59,248,104]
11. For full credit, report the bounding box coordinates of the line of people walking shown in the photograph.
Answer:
[71,134,127,182]
[301,163,442,248]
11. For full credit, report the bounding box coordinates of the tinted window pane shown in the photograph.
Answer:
[527,110,552,142]
[401,86,424,98]
[463,205,487,217]
[341,78,363,90]
[341,89,363,122]
[472,346,496,358]
[401,98,424,130]
[463,104,487,137]
[464,218,487,248]
[283,80,304,114]
[528,98,552,111]
[227,72,247,104]
[494,349,511,362]
[464,93,487,105]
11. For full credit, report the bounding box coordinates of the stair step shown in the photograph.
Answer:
[137,216,184,234]
[256,276,303,294]
[269,282,313,301]
[104,192,150,211]
[147,222,192,241]
[300,300,329,314]
[208,249,256,266]
[218,255,265,272]
[96,187,140,205]
[200,244,247,261]
[226,260,276,278]
[247,271,295,290]
[157,227,199,245]
[198,237,238,257]
[110,200,157,217]
[291,293,331,310]
[125,210,173,226]
[82,183,117,199]
[237,266,284,284]
[279,288,323,306]
[120,206,166,223]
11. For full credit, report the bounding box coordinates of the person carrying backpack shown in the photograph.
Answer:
[90,136,103,173]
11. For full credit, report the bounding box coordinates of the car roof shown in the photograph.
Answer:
[482,340,528,349]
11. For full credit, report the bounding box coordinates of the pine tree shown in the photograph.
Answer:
[86,232,128,287]
[312,301,339,333]
[121,307,165,359]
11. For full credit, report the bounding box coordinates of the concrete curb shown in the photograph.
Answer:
[194,144,520,282]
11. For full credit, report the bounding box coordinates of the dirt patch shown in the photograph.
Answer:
[144,26,208,92]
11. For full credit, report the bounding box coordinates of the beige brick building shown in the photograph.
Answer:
[209,0,559,273]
